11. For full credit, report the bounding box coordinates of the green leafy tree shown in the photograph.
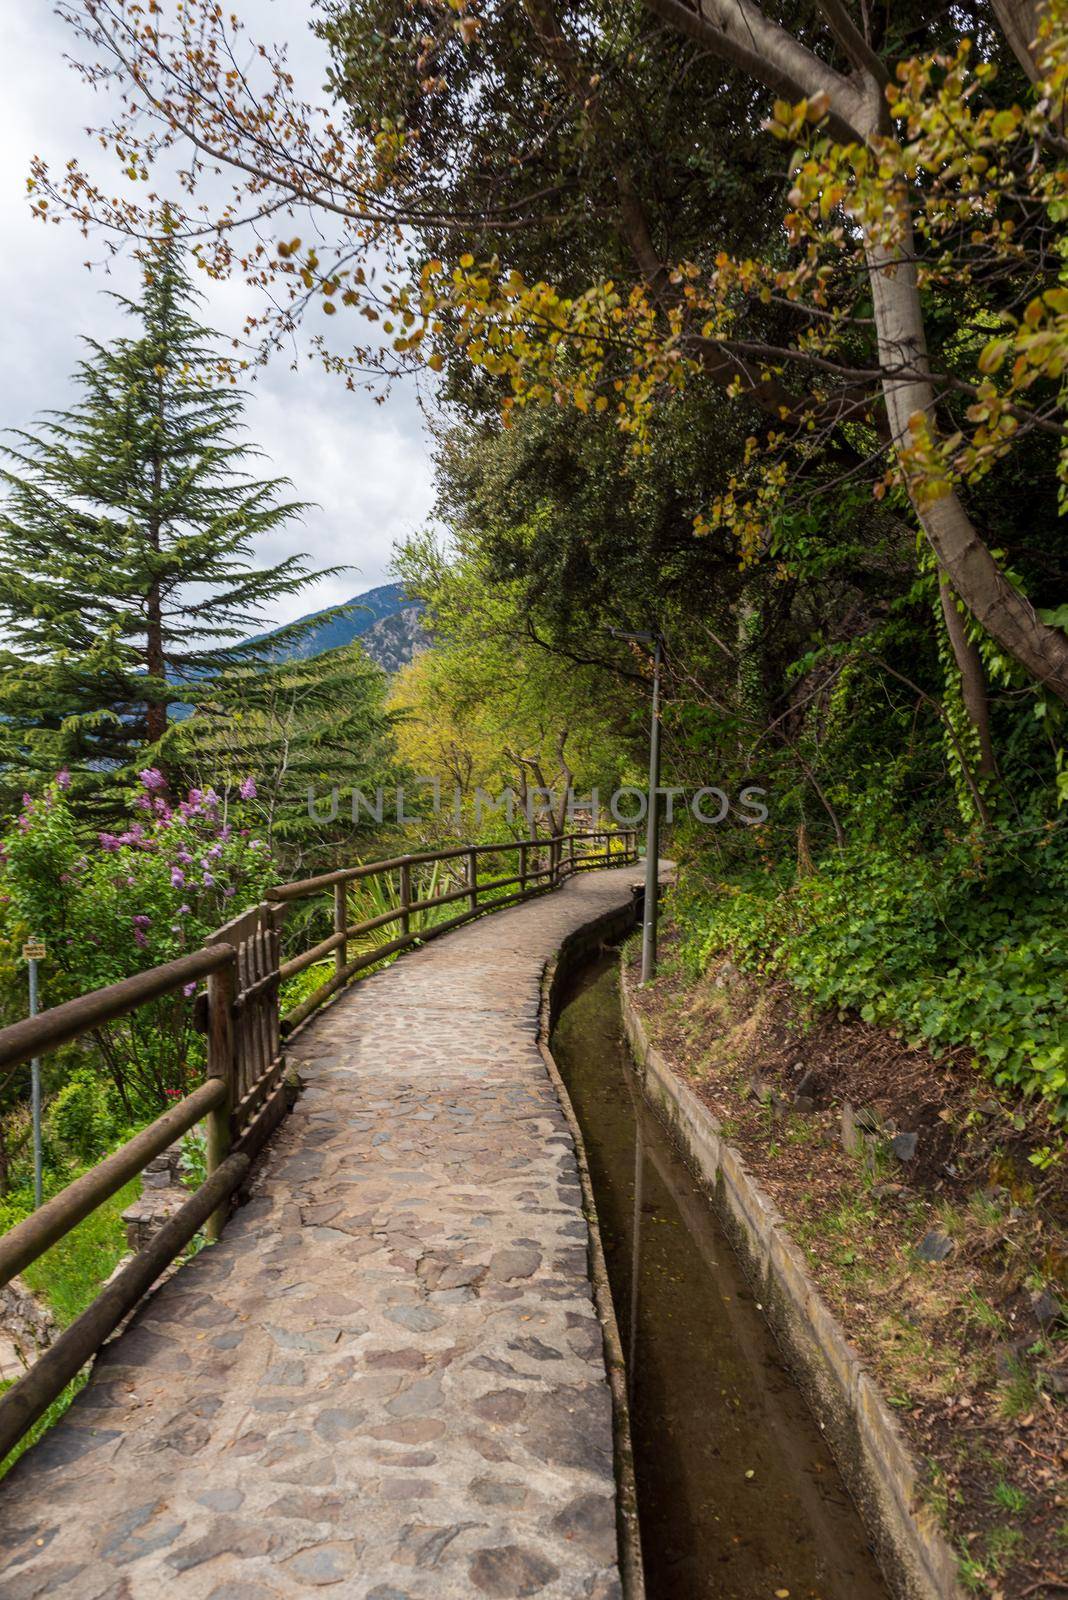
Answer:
[0,238,334,807]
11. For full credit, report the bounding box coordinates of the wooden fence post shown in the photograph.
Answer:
[400,861,411,938]
[334,881,347,977]
[519,842,527,895]
[205,955,236,1243]
[468,847,478,912]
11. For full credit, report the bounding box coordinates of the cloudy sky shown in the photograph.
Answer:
[0,2,438,625]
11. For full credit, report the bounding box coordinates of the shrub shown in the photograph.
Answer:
[0,770,273,1119]
[681,823,1068,1119]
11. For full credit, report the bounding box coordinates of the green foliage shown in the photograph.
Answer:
[393,520,642,817]
[180,641,400,871]
[0,238,335,808]
[180,1124,208,1191]
[45,1069,120,1166]
[680,821,1068,1118]
[0,1172,136,1479]
[0,771,272,1117]
[0,1178,138,1328]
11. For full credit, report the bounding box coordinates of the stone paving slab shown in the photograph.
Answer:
[0,866,644,1600]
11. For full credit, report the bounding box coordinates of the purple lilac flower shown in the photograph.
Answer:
[183,982,197,998]
[55,768,71,791]
[239,776,257,800]
[223,886,236,899]
[99,832,121,852]
[171,867,186,888]
[140,767,167,792]
[202,871,215,888]
[178,903,191,916]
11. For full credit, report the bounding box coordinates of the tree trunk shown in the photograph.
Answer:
[144,329,168,753]
[939,575,996,778]
[145,580,167,747]
[990,0,1044,84]
[866,222,1068,706]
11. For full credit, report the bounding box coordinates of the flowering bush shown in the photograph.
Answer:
[0,770,273,1117]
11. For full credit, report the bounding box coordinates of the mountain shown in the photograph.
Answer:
[358,605,430,673]
[253,582,427,673]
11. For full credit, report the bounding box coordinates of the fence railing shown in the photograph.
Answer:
[0,825,636,1462]
[270,827,634,1031]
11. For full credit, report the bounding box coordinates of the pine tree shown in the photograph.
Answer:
[181,642,400,868]
[0,238,336,806]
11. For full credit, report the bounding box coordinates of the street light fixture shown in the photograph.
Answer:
[608,627,664,983]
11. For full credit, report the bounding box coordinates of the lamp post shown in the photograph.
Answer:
[609,628,664,983]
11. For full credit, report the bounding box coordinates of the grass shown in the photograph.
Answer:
[0,1373,91,1482]
[997,1362,1040,1421]
[0,1177,136,1481]
[20,1178,138,1326]
[958,1523,1025,1592]
[992,1480,1029,1515]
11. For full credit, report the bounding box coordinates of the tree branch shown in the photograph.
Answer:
[641,0,869,139]
[814,0,888,85]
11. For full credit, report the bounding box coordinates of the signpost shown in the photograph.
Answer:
[22,940,46,1208]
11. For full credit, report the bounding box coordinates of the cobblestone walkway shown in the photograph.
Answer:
[0,866,644,1600]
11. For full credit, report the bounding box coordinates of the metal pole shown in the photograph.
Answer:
[29,957,42,1209]
[640,637,662,984]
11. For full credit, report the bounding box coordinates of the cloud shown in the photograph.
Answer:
[0,2,437,626]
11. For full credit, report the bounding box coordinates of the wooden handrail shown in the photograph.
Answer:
[0,945,234,1074]
[266,828,619,903]
[0,1149,250,1461]
[0,1077,227,1292]
[0,824,638,1466]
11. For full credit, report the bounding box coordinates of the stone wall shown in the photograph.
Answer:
[0,1276,57,1373]
[121,1141,194,1252]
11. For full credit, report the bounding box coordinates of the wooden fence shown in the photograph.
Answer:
[0,826,636,1461]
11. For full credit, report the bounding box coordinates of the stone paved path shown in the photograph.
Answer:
[0,865,645,1600]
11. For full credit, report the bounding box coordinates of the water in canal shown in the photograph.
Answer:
[550,953,890,1600]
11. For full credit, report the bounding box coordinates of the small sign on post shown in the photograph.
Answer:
[23,940,46,1208]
